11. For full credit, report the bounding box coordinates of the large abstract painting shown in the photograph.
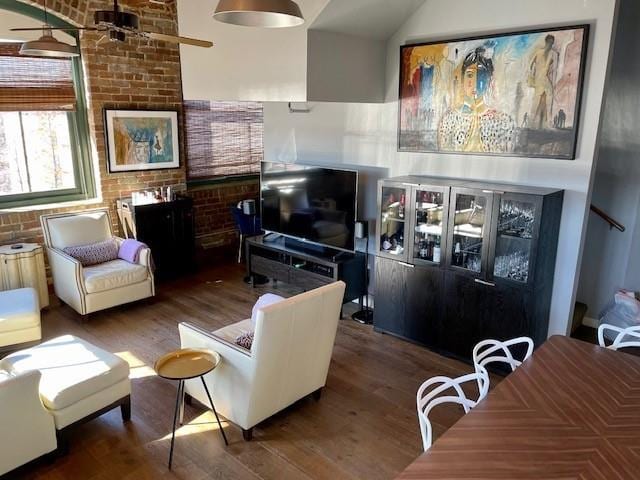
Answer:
[398,25,589,159]
[105,109,180,173]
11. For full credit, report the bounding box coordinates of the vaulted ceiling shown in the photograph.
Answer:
[310,0,426,40]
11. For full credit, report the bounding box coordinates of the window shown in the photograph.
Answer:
[0,111,76,195]
[184,100,263,181]
[0,28,94,208]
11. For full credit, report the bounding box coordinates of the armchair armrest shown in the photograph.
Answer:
[47,245,83,268]
[179,322,253,360]
[0,370,57,475]
[113,236,153,269]
[0,370,47,414]
[46,246,86,312]
[137,246,153,269]
[47,246,84,292]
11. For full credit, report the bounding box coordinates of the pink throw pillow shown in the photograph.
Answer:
[251,293,285,325]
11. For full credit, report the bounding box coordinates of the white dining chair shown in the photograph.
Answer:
[597,324,640,350]
[473,337,534,374]
[416,366,489,452]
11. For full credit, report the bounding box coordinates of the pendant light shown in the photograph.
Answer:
[213,0,304,28]
[20,0,79,57]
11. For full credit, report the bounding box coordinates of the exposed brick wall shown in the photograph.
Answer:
[0,0,256,263]
[0,0,184,245]
[190,178,259,251]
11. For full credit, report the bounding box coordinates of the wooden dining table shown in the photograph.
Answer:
[396,335,640,479]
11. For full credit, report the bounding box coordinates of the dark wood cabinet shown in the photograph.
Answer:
[374,256,443,348]
[116,197,195,279]
[405,264,443,348]
[373,257,407,335]
[439,271,487,358]
[373,176,564,361]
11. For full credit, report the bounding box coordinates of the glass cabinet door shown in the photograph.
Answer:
[412,189,446,265]
[378,184,408,259]
[493,195,540,284]
[448,189,491,274]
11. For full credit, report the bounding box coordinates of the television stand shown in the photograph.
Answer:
[262,232,282,243]
[245,235,366,306]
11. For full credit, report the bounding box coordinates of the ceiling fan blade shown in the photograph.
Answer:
[126,0,165,4]
[144,32,213,48]
[10,26,98,31]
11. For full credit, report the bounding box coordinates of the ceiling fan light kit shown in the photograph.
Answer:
[16,0,79,57]
[20,26,79,57]
[213,0,304,28]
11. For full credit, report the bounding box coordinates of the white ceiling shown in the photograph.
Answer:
[309,0,426,40]
[0,9,75,44]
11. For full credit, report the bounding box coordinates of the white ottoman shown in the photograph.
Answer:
[0,287,41,348]
[0,335,131,438]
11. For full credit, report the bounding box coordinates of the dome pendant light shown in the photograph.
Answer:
[20,0,79,57]
[213,0,304,28]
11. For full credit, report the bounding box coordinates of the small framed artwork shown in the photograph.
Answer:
[104,109,180,173]
[398,25,589,159]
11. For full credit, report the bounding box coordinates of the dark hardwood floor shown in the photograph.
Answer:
[8,262,494,480]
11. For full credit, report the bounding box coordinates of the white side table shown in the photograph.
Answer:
[0,243,49,308]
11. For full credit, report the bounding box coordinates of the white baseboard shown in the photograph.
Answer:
[582,316,599,328]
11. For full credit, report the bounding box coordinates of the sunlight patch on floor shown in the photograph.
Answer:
[116,351,157,379]
[154,411,228,442]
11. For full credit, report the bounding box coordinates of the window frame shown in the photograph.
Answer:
[0,0,95,209]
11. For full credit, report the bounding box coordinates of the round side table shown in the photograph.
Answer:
[155,348,228,469]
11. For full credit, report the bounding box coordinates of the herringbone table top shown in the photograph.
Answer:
[397,335,640,479]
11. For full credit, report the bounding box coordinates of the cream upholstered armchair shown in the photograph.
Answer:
[0,369,57,476]
[40,208,154,315]
[179,281,346,440]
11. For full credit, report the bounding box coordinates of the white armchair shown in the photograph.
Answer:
[40,208,154,315]
[179,281,346,440]
[0,369,57,476]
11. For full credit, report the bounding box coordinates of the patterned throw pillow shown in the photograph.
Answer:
[235,331,254,350]
[63,239,119,266]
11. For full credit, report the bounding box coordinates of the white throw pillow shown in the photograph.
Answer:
[251,293,285,325]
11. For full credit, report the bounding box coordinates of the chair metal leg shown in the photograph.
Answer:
[179,383,185,426]
[168,380,183,470]
[201,377,229,446]
[237,234,244,264]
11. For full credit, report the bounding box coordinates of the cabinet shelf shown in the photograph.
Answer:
[415,225,442,235]
[381,249,405,255]
[452,227,482,238]
[374,175,564,361]
[416,204,441,211]
[497,233,533,241]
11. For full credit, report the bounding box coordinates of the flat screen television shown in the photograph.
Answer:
[261,162,358,252]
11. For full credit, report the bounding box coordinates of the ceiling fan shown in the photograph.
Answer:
[11,0,213,49]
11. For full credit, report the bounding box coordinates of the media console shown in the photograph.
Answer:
[245,235,366,306]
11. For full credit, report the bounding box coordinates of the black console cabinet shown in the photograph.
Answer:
[246,236,366,305]
[116,197,195,279]
[373,176,563,361]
